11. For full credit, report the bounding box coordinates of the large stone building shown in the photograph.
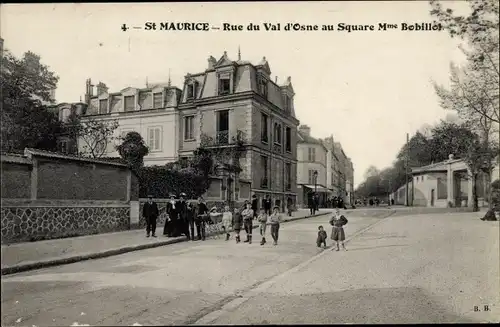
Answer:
[177,51,299,210]
[73,51,300,209]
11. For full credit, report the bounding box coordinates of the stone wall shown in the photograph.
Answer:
[1,200,130,244]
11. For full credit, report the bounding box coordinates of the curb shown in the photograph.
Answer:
[1,211,331,276]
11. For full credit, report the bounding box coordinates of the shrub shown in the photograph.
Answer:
[138,165,210,199]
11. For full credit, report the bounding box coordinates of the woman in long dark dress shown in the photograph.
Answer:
[164,194,178,237]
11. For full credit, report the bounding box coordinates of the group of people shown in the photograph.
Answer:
[316,209,349,251]
[143,194,349,251]
[142,194,283,245]
[142,194,210,241]
[213,201,283,245]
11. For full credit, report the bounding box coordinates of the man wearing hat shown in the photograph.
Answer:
[195,196,209,241]
[143,195,159,238]
[178,192,190,239]
[251,194,259,219]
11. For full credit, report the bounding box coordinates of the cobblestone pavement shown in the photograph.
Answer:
[2,211,497,325]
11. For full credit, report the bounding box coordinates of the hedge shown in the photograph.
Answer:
[139,166,210,199]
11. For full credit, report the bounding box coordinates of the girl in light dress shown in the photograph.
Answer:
[329,209,348,251]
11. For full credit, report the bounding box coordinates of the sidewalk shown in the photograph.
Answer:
[1,209,333,275]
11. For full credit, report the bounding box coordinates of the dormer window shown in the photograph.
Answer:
[218,76,231,95]
[283,95,291,113]
[258,75,268,99]
[153,92,163,108]
[187,82,197,100]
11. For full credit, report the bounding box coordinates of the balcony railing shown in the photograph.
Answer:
[216,130,229,145]
[273,143,282,153]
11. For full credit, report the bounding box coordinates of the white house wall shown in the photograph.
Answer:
[78,111,178,166]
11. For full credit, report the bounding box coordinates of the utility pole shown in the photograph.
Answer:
[405,132,410,206]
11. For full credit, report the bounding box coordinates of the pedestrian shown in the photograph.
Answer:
[263,195,272,215]
[257,208,268,245]
[232,207,243,243]
[186,202,196,241]
[316,225,327,248]
[308,192,315,216]
[251,194,259,219]
[286,197,293,217]
[269,206,282,246]
[329,209,348,251]
[178,192,190,239]
[221,205,233,241]
[164,194,177,237]
[242,200,250,235]
[241,202,254,244]
[143,195,159,238]
[195,196,209,241]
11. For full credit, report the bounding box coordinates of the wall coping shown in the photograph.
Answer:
[1,199,130,208]
[1,154,32,165]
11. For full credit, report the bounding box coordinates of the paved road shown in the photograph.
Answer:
[1,212,498,325]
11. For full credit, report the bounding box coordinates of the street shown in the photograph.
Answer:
[1,211,498,325]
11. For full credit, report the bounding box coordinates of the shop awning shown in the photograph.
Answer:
[302,184,331,193]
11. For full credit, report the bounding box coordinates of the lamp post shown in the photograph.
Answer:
[313,170,318,193]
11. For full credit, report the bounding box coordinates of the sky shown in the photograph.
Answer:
[1,1,471,187]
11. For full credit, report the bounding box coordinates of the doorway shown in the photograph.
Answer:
[430,189,435,207]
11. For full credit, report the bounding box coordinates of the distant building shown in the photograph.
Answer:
[296,125,329,207]
[48,102,88,154]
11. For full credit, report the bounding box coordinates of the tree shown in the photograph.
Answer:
[430,0,499,154]
[363,166,380,180]
[116,131,149,173]
[73,117,119,158]
[1,50,61,152]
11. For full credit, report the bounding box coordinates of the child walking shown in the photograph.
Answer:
[257,208,268,245]
[317,225,327,248]
[329,209,348,251]
[269,206,282,246]
[232,207,243,243]
[221,205,233,241]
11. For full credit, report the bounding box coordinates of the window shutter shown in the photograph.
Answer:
[155,128,160,150]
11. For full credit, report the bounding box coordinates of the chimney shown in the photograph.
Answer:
[84,78,94,105]
[299,125,311,136]
[448,154,454,160]
[275,76,278,83]
[207,56,216,69]
[96,82,108,96]
[287,76,291,83]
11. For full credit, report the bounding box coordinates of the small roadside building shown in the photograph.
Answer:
[409,154,498,208]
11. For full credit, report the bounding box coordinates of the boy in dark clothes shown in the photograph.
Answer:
[317,225,327,248]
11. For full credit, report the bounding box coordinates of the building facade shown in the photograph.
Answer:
[49,102,88,154]
[80,78,183,165]
[296,125,329,207]
[177,51,300,210]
